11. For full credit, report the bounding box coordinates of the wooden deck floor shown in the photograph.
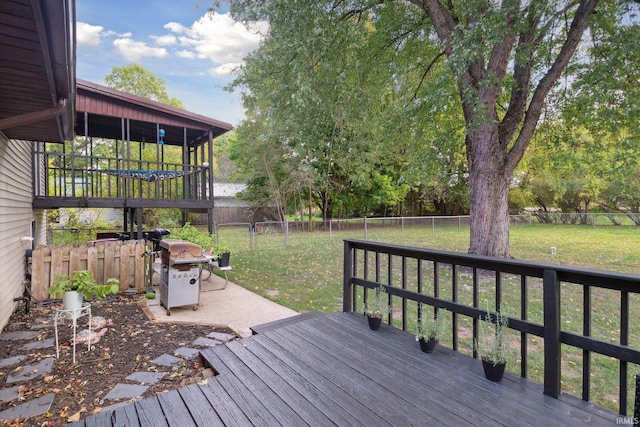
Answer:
[73,312,619,426]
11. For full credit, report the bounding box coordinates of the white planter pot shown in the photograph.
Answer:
[62,291,83,319]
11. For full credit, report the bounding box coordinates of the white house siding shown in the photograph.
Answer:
[0,135,35,332]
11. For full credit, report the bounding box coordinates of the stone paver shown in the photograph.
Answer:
[151,353,182,367]
[0,393,55,420]
[0,355,27,369]
[192,337,221,347]
[0,385,21,403]
[126,372,164,385]
[103,384,148,401]
[6,357,54,384]
[19,337,54,351]
[206,331,235,342]
[0,331,40,341]
[174,347,199,358]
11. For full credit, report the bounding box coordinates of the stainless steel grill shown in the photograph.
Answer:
[158,239,207,316]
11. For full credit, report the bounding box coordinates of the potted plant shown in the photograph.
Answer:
[416,307,445,353]
[474,306,509,382]
[209,244,232,267]
[48,270,119,318]
[363,285,391,330]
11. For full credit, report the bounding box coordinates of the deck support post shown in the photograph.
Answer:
[343,240,353,313]
[543,268,561,397]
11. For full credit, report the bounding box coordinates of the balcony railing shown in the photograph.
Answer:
[342,239,640,415]
[33,148,211,202]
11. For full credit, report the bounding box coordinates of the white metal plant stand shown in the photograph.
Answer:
[54,302,92,364]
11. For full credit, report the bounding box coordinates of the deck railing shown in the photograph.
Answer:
[342,239,640,415]
[33,148,211,201]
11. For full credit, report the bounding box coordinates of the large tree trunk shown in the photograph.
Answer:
[466,124,512,257]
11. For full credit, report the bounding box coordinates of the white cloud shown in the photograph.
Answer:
[76,22,103,47]
[151,34,177,46]
[164,22,185,34]
[162,12,267,75]
[113,38,169,61]
[210,63,242,76]
[176,50,197,59]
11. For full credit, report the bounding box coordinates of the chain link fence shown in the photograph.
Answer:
[49,212,640,247]
[208,213,639,249]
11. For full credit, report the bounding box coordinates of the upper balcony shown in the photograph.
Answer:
[32,80,233,212]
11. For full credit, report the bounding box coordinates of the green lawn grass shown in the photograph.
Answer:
[218,223,640,413]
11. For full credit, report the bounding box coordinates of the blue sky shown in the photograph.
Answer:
[76,1,266,126]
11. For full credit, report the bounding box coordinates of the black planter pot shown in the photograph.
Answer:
[217,252,230,268]
[419,338,437,353]
[482,359,506,382]
[367,316,382,330]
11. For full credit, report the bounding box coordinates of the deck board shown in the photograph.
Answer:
[198,379,253,426]
[111,403,140,427]
[176,384,225,427]
[249,310,324,335]
[237,335,367,426]
[223,340,339,426]
[248,333,392,426]
[78,311,620,426]
[206,346,310,426]
[157,387,198,427]
[134,396,168,427]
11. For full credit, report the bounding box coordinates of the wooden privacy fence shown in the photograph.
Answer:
[30,240,148,300]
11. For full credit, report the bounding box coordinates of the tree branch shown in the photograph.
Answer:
[484,0,519,107]
[507,0,598,173]
[411,51,447,101]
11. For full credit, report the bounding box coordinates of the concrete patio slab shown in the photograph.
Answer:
[145,272,298,337]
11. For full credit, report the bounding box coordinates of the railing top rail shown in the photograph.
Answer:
[344,239,640,291]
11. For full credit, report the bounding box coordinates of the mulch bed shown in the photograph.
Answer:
[0,294,236,426]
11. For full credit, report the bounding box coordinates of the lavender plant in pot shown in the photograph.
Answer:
[416,307,445,353]
[363,285,391,330]
[474,307,509,382]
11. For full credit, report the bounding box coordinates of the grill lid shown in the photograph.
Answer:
[159,239,207,265]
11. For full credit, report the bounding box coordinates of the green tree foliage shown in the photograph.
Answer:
[229,0,606,256]
[105,64,185,108]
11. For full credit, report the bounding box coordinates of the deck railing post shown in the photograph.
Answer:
[543,268,561,397]
[343,240,353,313]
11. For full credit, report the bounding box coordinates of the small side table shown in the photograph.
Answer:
[54,302,92,364]
[200,255,232,289]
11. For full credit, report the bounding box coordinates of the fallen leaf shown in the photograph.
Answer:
[44,375,54,382]
[67,407,86,423]
[91,407,102,415]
